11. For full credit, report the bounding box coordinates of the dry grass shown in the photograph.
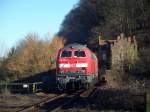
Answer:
[0,92,55,112]
[0,92,43,106]
[107,34,139,89]
[111,34,138,70]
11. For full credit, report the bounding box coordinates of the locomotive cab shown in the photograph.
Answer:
[56,44,98,90]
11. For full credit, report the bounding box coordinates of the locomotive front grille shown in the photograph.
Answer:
[56,74,94,85]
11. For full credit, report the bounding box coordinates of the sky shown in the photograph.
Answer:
[0,0,79,57]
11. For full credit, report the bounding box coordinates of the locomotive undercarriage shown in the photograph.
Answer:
[56,74,96,91]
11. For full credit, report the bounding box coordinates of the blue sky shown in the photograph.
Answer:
[0,0,79,56]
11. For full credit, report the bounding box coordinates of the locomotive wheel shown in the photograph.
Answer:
[66,82,75,92]
[85,83,90,90]
[57,83,66,91]
[74,81,81,90]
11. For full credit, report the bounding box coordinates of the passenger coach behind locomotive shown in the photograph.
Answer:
[56,43,98,90]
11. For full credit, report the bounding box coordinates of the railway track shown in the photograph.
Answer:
[44,87,97,112]
[16,87,97,112]
[12,83,146,112]
[49,89,85,112]
[17,93,68,112]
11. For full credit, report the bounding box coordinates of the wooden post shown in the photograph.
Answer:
[147,93,150,112]
[5,83,7,93]
[33,83,35,93]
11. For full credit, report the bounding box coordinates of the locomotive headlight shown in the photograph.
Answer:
[57,77,60,81]
[56,75,66,82]
[82,67,86,73]
[60,71,63,74]
[77,71,80,73]
[82,67,86,70]
[59,70,65,74]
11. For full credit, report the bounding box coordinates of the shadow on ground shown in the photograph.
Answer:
[12,69,57,93]
[62,88,146,112]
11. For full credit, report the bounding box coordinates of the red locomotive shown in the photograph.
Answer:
[56,43,98,90]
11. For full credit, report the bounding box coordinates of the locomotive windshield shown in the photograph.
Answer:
[74,51,86,57]
[61,51,72,57]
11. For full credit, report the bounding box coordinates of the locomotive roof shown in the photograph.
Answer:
[64,43,87,49]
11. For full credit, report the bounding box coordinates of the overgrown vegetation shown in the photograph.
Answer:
[106,34,150,92]
[107,34,138,88]
[0,33,65,82]
[111,34,138,72]
[134,48,150,77]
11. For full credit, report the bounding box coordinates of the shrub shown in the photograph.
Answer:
[107,34,138,88]
[0,33,65,82]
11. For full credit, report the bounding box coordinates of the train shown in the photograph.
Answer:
[56,43,98,90]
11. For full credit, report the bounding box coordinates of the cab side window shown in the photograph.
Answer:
[74,51,86,57]
[61,51,72,57]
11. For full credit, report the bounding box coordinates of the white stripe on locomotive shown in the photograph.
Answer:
[76,63,88,67]
[59,64,70,68]
[59,63,88,68]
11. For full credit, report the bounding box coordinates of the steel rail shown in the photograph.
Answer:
[50,87,96,112]
[17,93,67,112]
